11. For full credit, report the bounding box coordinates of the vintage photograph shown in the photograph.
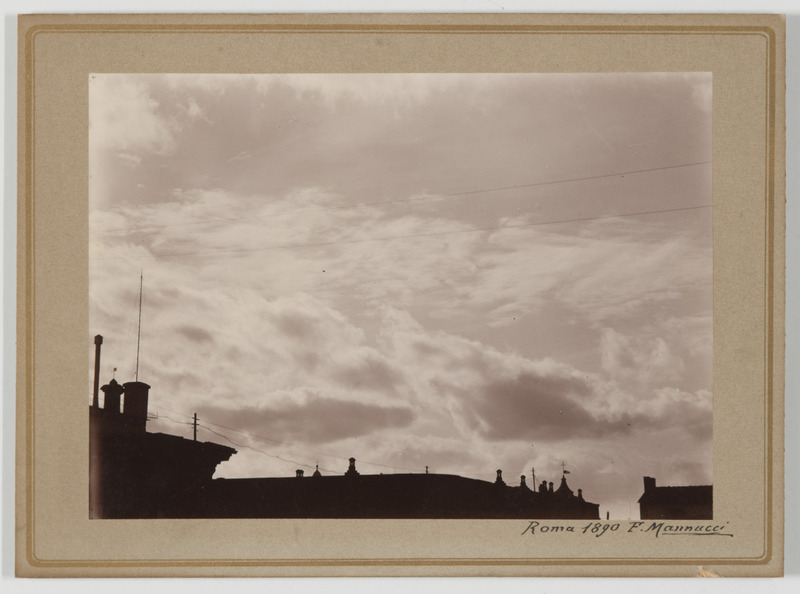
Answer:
[87,73,714,522]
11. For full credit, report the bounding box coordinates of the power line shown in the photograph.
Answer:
[154,411,337,472]
[91,160,711,236]
[96,202,711,262]
[148,403,418,474]
[202,419,417,473]
[156,413,194,428]
[151,404,313,450]
[446,161,711,196]
[149,404,537,483]
[196,423,342,475]
[199,417,410,471]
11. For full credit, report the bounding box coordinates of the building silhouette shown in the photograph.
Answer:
[637,476,713,520]
[89,335,600,520]
[89,377,236,518]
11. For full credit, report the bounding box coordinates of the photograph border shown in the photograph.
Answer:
[15,13,785,577]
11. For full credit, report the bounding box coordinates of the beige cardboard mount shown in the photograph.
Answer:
[16,13,785,577]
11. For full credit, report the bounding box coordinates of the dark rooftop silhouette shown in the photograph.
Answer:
[89,334,601,520]
[637,476,712,520]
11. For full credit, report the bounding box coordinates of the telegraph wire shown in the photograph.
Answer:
[149,403,418,475]
[197,417,415,472]
[196,424,342,475]
[154,414,187,426]
[155,413,338,473]
[205,419,417,473]
[96,202,712,262]
[130,410,692,488]
[92,160,711,236]
[151,405,568,483]
[444,160,711,197]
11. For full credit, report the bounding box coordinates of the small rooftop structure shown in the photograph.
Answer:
[638,476,713,520]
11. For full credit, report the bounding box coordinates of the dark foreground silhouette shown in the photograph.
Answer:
[89,343,600,520]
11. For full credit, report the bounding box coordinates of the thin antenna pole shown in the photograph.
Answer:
[193,413,198,441]
[135,271,143,381]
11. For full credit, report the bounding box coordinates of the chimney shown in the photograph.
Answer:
[520,475,528,489]
[296,469,304,478]
[100,379,123,413]
[92,335,103,408]
[122,381,150,427]
[643,476,656,493]
[495,469,505,485]
[345,457,359,477]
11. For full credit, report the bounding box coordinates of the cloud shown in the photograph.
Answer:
[89,73,713,518]
[89,75,178,155]
[452,214,711,330]
[331,351,404,393]
[175,325,214,343]
[198,394,415,445]
[600,327,685,385]
[472,372,605,441]
[559,230,711,323]
[180,96,207,121]
[118,152,143,168]
[375,306,711,445]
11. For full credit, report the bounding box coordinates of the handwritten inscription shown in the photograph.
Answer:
[521,520,733,538]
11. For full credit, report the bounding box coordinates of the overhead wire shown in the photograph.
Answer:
[96,399,608,483]
[151,407,332,472]
[91,160,711,236]
[196,423,342,475]
[197,417,416,472]
[97,160,712,482]
[148,404,599,483]
[148,403,418,475]
[443,160,711,197]
[94,202,712,262]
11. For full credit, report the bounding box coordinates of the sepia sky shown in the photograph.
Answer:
[89,73,712,519]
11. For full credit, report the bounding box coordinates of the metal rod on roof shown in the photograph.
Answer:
[134,271,143,382]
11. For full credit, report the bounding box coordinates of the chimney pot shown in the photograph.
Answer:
[122,381,150,420]
[100,379,124,413]
[345,457,359,477]
[121,381,150,432]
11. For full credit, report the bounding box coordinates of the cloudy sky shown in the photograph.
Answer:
[89,73,712,519]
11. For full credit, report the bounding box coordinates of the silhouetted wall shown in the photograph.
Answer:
[200,470,600,519]
[90,379,236,519]
[638,476,713,520]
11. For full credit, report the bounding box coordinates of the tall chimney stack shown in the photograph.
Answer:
[92,335,103,408]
